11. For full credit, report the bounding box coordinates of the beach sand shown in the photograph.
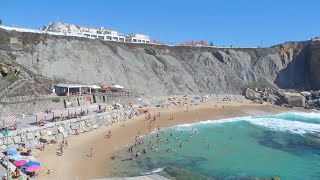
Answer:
[35,103,286,180]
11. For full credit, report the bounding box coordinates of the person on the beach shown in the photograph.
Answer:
[170,132,173,137]
[60,145,63,156]
[208,144,211,148]
[90,148,93,157]
[155,147,158,152]
[143,148,147,154]
[166,138,169,143]
[180,143,183,148]
[158,112,160,117]
[65,139,68,148]
[47,169,51,175]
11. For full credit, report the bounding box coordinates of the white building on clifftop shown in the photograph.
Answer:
[125,33,150,43]
[42,22,126,42]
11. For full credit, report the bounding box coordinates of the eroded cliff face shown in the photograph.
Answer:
[0,28,317,96]
[307,40,320,90]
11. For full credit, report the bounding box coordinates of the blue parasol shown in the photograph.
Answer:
[25,161,40,167]
[7,150,17,156]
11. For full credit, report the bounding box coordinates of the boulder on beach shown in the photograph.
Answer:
[245,88,260,100]
[284,92,306,107]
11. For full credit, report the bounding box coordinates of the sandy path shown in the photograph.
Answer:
[35,103,284,180]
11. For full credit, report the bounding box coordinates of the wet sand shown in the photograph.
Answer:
[35,103,286,180]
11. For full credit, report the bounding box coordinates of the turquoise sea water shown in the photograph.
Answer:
[110,111,320,180]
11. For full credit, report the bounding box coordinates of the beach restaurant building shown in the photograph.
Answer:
[53,84,101,96]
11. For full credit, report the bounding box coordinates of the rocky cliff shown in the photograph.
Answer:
[0,28,319,96]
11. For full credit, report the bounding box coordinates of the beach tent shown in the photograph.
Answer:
[90,85,101,89]
[51,109,66,118]
[33,112,48,122]
[112,85,124,89]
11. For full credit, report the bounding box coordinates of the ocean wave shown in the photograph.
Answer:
[142,166,166,175]
[261,112,320,124]
[170,112,320,135]
[246,117,320,135]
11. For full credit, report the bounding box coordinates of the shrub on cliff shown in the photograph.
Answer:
[4,73,18,83]
[52,97,60,103]
[246,79,273,90]
[145,47,156,56]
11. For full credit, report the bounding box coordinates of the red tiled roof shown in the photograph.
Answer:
[180,40,208,46]
[150,40,163,45]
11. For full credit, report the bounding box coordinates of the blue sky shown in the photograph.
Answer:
[1,0,319,47]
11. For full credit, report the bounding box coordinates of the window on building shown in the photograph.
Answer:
[112,37,118,41]
[138,40,142,43]
[133,39,137,42]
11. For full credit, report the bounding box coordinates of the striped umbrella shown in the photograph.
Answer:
[0,116,19,126]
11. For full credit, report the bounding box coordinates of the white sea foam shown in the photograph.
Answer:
[143,166,166,175]
[246,117,320,135]
[269,111,320,119]
[171,112,320,135]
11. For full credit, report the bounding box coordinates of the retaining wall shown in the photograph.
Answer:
[0,107,139,149]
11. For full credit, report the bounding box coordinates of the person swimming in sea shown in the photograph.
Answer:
[166,138,169,143]
[179,143,183,148]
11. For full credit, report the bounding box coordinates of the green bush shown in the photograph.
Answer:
[246,79,273,89]
[145,47,156,56]
[4,73,18,83]
[52,97,60,103]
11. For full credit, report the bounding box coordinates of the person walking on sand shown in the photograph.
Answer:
[60,145,63,156]
[90,148,93,157]
[65,139,68,148]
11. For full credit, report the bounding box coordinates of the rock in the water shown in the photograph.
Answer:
[245,88,260,100]
[300,91,311,97]
[284,92,306,107]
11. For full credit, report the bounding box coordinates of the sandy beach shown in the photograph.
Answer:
[35,102,287,180]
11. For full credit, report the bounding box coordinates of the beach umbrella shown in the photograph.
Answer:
[7,150,17,156]
[9,154,22,160]
[14,160,27,167]
[7,145,16,151]
[25,165,40,172]
[25,161,40,167]
[112,85,124,89]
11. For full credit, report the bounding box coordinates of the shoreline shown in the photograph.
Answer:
[35,102,290,179]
